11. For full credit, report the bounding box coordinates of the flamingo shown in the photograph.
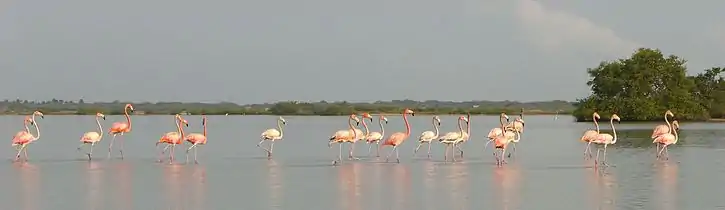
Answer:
[505,108,525,133]
[413,116,441,158]
[11,111,43,162]
[438,116,468,162]
[348,119,365,160]
[492,113,514,166]
[12,116,33,151]
[580,112,602,159]
[454,112,471,157]
[328,114,361,165]
[591,114,621,167]
[156,114,188,163]
[358,113,374,156]
[363,114,387,157]
[380,109,415,163]
[108,103,134,159]
[258,116,287,158]
[652,110,675,155]
[653,119,679,160]
[186,115,209,164]
[485,113,510,150]
[77,113,106,160]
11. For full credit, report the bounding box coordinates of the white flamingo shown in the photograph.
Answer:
[438,116,468,162]
[580,112,601,159]
[363,114,387,157]
[414,116,441,158]
[258,116,287,158]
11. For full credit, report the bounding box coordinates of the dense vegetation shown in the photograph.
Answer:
[0,99,575,115]
[573,48,725,122]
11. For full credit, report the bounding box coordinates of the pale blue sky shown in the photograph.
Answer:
[1,0,723,104]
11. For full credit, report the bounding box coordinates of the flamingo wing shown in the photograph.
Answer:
[487,128,503,139]
[261,129,281,139]
[418,131,436,141]
[581,130,598,142]
[651,125,670,138]
[367,132,383,141]
[383,132,406,146]
[81,132,101,142]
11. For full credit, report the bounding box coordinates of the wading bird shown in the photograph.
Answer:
[491,113,511,166]
[580,112,601,158]
[380,109,415,163]
[78,113,106,160]
[414,116,441,158]
[156,114,188,163]
[651,110,676,156]
[258,116,286,158]
[108,104,134,159]
[11,111,43,162]
[186,115,208,164]
[329,114,361,165]
[454,113,471,157]
[591,114,621,167]
[485,113,510,150]
[439,116,467,162]
[653,120,679,160]
[364,114,387,157]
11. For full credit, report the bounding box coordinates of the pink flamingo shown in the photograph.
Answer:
[156,114,188,163]
[328,114,361,165]
[363,114,387,157]
[490,113,511,166]
[12,116,33,148]
[651,110,675,155]
[438,116,468,162]
[258,116,286,158]
[108,104,135,159]
[591,114,621,166]
[580,112,601,158]
[11,111,43,162]
[504,108,525,133]
[485,113,510,150]
[77,113,106,160]
[380,109,415,163]
[653,122,678,160]
[186,115,209,164]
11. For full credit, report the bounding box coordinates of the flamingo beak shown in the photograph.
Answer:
[283,121,287,125]
[438,122,441,126]
[40,115,44,119]
[411,113,415,116]
[102,116,106,120]
[356,121,360,126]
[369,118,373,122]
[185,123,189,127]
[385,121,388,124]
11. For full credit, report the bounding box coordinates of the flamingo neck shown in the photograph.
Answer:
[124,106,132,130]
[432,118,439,137]
[403,112,411,136]
[457,118,464,136]
[379,119,385,137]
[203,118,207,137]
[277,119,284,138]
[672,123,678,143]
[466,113,471,137]
[175,117,182,137]
[610,118,617,144]
[499,115,506,136]
[31,114,40,140]
[664,113,671,131]
[23,118,29,133]
[348,116,357,140]
[593,116,600,133]
[362,118,369,135]
[96,116,103,139]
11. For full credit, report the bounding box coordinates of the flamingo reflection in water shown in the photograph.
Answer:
[655,162,678,210]
[336,162,362,210]
[586,169,617,210]
[191,165,208,209]
[111,162,133,210]
[492,164,521,210]
[85,161,104,210]
[266,160,283,210]
[15,162,39,210]
[162,164,184,209]
[447,162,471,210]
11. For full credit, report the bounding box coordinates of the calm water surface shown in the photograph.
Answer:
[1,115,725,210]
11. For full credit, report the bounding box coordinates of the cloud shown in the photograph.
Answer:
[514,0,640,57]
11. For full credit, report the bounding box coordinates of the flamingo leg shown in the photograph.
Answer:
[14,144,26,161]
[158,144,171,162]
[168,144,175,164]
[108,134,117,159]
[194,145,199,164]
[444,144,449,161]
[367,143,373,156]
[594,147,601,166]
[118,133,125,159]
[657,145,668,160]
[268,141,275,158]
[257,140,272,156]
[584,142,592,159]
[508,143,517,158]
[484,139,493,150]
[427,142,432,159]
[452,144,457,162]
[385,146,398,162]
[186,144,199,164]
[395,146,400,163]
[348,142,359,160]
[23,146,29,161]
[88,142,95,160]
[601,144,609,166]
[413,142,423,157]
[376,141,381,157]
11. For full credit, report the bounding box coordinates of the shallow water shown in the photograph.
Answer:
[1,115,724,210]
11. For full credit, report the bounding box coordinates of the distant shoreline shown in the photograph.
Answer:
[2,112,570,116]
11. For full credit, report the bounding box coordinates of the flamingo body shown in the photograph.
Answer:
[261,129,282,140]
[580,130,598,142]
[81,132,102,143]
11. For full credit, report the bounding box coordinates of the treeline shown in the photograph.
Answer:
[0,99,575,115]
[573,48,725,122]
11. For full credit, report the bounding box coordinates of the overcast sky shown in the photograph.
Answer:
[1,0,723,104]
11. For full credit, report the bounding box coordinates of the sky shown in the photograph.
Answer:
[1,0,724,104]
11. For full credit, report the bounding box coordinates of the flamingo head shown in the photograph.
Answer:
[278,116,287,125]
[181,119,189,127]
[33,111,44,119]
[125,104,135,112]
[611,114,621,122]
[96,113,106,120]
[501,113,509,121]
[434,116,441,126]
[350,114,360,126]
[672,120,679,130]
[379,115,388,124]
[459,116,469,123]
[665,110,674,117]
[404,109,415,116]
[592,112,601,120]
[203,115,207,125]
[515,117,525,127]
[361,113,373,122]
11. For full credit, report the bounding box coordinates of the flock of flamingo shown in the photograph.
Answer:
[9,103,682,167]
